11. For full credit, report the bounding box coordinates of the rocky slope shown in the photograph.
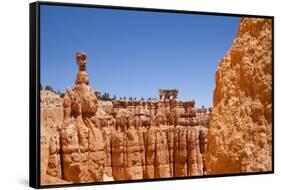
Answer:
[205,18,272,174]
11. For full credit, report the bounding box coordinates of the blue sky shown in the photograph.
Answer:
[40,5,240,108]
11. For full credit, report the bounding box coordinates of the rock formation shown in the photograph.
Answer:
[40,90,63,140]
[205,18,272,174]
[42,52,211,184]
[41,17,273,185]
[46,52,106,183]
[40,90,63,184]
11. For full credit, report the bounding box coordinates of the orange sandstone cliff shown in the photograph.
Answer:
[205,18,273,174]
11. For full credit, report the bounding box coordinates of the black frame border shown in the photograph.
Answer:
[30,1,40,189]
[29,1,274,189]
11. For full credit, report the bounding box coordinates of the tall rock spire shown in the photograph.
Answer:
[46,52,105,183]
[75,52,89,85]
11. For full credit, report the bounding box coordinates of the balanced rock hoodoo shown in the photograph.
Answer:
[43,52,211,184]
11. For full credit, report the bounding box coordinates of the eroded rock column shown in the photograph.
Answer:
[46,52,106,182]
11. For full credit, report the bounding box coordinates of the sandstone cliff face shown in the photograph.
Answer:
[205,18,272,174]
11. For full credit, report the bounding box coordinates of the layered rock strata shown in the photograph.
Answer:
[205,18,272,174]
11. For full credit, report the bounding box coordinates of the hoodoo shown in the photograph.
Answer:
[42,52,211,184]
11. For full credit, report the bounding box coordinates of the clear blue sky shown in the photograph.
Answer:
[40,5,239,108]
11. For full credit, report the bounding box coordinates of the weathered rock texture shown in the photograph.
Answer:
[40,90,63,141]
[40,90,63,184]
[46,52,107,183]
[42,53,211,184]
[205,18,272,174]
